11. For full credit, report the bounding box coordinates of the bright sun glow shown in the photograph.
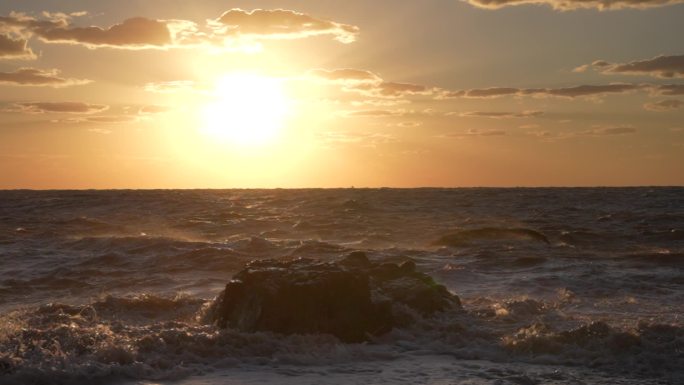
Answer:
[201,73,289,146]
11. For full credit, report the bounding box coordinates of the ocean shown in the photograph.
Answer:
[0,188,681,384]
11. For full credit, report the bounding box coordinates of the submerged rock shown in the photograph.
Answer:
[207,252,460,342]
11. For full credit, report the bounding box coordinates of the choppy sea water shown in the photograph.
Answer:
[0,188,682,385]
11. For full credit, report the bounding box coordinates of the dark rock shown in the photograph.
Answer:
[399,259,416,273]
[339,250,372,268]
[208,252,460,342]
[0,357,14,374]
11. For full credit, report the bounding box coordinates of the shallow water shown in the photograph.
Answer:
[0,188,682,384]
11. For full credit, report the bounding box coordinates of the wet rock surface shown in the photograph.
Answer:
[208,251,460,342]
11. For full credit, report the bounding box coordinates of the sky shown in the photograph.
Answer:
[0,0,682,188]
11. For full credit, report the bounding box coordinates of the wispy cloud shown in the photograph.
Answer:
[446,128,507,137]
[644,99,684,111]
[463,0,684,11]
[343,108,435,118]
[317,131,397,147]
[65,115,140,124]
[457,110,544,118]
[0,68,90,87]
[5,101,108,114]
[309,68,381,84]
[310,67,436,100]
[589,126,637,135]
[143,80,197,93]
[345,109,402,117]
[137,105,170,115]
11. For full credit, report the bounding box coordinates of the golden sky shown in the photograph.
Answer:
[1,0,683,188]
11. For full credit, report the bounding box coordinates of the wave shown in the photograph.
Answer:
[502,321,683,375]
[0,295,390,385]
[619,251,684,266]
[1,292,681,385]
[433,228,550,247]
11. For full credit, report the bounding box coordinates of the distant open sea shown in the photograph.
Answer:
[0,188,682,384]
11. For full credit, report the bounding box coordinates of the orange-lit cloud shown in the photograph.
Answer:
[311,68,435,100]
[463,0,684,10]
[344,108,435,118]
[0,33,35,59]
[576,55,684,78]
[533,126,639,141]
[209,9,359,44]
[309,68,381,84]
[318,131,397,147]
[458,110,544,118]
[371,82,432,97]
[448,128,507,137]
[589,126,637,135]
[5,101,108,114]
[644,99,684,111]
[345,109,402,117]
[144,80,197,93]
[62,115,140,124]
[138,105,169,115]
[0,67,90,87]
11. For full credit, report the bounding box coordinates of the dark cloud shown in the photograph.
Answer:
[463,87,519,98]
[550,126,638,140]
[576,55,684,79]
[459,110,544,118]
[0,68,90,87]
[0,34,35,59]
[463,0,684,10]
[536,84,641,98]
[644,99,684,111]
[448,83,642,99]
[33,17,174,49]
[655,84,684,96]
[6,101,107,114]
[210,9,359,43]
[0,13,187,49]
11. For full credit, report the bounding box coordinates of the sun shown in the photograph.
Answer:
[200,73,289,146]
